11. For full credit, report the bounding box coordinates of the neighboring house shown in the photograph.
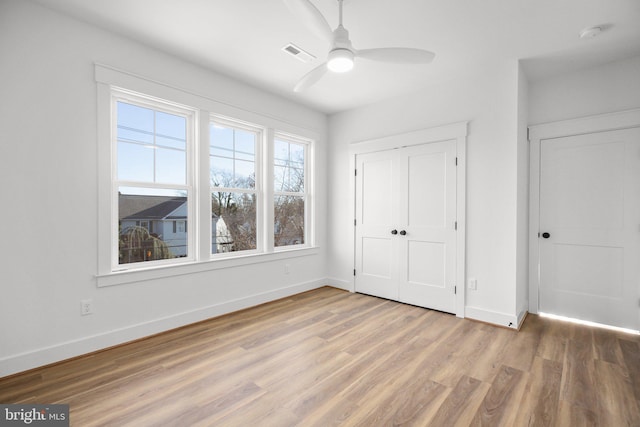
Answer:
[119,195,230,257]
[214,217,234,253]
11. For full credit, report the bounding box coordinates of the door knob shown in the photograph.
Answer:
[541,232,551,239]
[391,229,398,235]
[399,230,407,236]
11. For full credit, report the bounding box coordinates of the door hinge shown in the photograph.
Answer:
[355,169,357,176]
[454,286,457,294]
[455,157,458,166]
[454,221,458,230]
[527,127,530,141]
[354,269,356,276]
[354,219,356,226]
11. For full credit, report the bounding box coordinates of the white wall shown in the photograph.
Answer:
[0,0,327,376]
[529,55,640,125]
[328,61,523,326]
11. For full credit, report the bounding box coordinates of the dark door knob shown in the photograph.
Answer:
[542,232,551,239]
[391,229,398,235]
[399,230,407,236]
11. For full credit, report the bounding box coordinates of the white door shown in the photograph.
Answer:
[354,150,398,301]
[539,128,640,330]
[355,140,457,313]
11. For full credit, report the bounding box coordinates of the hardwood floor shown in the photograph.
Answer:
[1,287,639,426]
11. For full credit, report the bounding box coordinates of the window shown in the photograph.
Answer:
[173,221,186,234]
[97,75,317,281]
[210,119,261,255]
[274,135,308,247]
[113,91,194,267]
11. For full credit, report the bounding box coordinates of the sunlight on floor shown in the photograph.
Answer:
[539,312,640,336]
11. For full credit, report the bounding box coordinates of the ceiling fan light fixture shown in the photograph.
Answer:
[327,48,354,73]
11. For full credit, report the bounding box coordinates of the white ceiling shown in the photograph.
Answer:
[32,0,640,114]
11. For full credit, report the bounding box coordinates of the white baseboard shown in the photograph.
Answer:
[0,279,326,378]
[327,277,353,292]
[465,306,519,329]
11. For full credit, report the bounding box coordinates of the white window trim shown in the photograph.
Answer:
[110,88,198,271]
[273,132,314,250]
[209,115,265,257]
[95,64,320,287]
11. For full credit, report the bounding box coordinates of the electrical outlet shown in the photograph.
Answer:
[284,264,290,275]
[81,299,93,316]
[468,278,477,290]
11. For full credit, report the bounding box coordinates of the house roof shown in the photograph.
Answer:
[124,198,187,221]
[119,194,183,220]
[119,194,218,221]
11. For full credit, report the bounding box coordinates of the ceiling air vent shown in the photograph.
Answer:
[282,43,316,64]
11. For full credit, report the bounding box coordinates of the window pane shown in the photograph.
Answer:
[274,195,305,247]
[155,111,186,150]
[288,165,304,192]
[290,143,304,164]
[156,147,186,184]
[118,187,188,264]
[235,130,255,155]
[274,139,289,163]
[117,101,187,185]
[211,191,257,254]
[274,139,305,192]
[211,156,234,187]
[117,102,153,139]
[235,159,255,187]
[210,123,256,190]
[211,125,233,150]
[117,141,154,182]
[274,165,286,192]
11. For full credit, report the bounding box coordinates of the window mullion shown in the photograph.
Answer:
[265,128,275,252]
[198,110,211,260]
[153,111,157,183]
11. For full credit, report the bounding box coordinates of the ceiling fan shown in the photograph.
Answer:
[283,0,435,92]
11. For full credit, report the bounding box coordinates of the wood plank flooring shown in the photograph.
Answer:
[1,287,639,426]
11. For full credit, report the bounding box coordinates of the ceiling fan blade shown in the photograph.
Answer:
[294,63,328,92]
[357,48,435,64]
[283,0,333,43]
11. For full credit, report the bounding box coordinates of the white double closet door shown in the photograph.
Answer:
[355,140,457,314]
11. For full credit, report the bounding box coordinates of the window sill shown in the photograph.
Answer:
[96,246,320,287]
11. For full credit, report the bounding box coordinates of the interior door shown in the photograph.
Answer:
[354,150,398,301]
[539,127,640,330]
[398,142,457,313]
[355,140,457,313]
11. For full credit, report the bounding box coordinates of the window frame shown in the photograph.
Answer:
[95,65,319,287]
[209,115,265,258]
[110,89,197,271]
[273,132,313,251]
